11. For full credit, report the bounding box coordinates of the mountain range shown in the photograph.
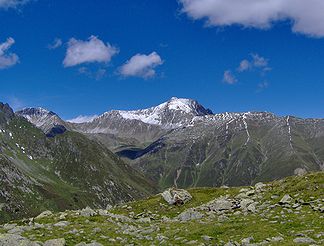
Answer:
[16,97,324,190]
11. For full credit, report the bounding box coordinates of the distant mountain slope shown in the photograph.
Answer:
[125,112,324,188]
[16,98,324,190]
[0,103,156,222]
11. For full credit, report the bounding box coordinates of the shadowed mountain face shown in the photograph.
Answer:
[16,97,324,191]
[1,104,156,222]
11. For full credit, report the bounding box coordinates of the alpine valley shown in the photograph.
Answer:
[1,97,324,221]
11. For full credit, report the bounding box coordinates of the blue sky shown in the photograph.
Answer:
[0,0,323,120]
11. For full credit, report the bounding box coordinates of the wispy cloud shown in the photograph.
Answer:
[237,59,251,72]
[223,70,237,84]
[179,0,324,37]
[63,36,119,67]
[257,81,269,92]
[0,37,19,69]
[119,52,163,79]
[237,54,271,73]
[48,38,62,50]
[224,53,271,89]
[67,114,98,123]
[78,67,107,80]
[0,0,31,9]
[7,96,25,111]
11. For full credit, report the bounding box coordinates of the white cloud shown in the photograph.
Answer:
[179,0,324,37]
[63,36,119,67]
[48,38,62,50]
[237,59,251,72]
[0,0,30,9]
[237,54,271,73]
[67,115,98,124]
[7,96,25,111]
[0,37,19,69]
[223,70,237,84]
[119,52,163,79]
[251,53,268,68]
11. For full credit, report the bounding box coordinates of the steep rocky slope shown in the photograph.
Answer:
[0,172,323,245]
[0,103,156,222]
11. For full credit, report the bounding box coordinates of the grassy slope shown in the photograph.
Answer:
[0,115,156,222]
[1,172,322,245]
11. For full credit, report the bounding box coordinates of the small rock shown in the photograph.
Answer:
[279,194,293,205]
[201,235,213,241]
[247,203,257,213]
[92,227,101,233]
[241,236,254,245]
[206,197,233,211]
[35,210,53,219]
[80,207,96,217]
[177,209,203,221]
[293,237,315,244]
[255,182,267,191]
[271,195,279,199]
[53,221,70,227]
[44,238,66,246]
[269,236,284,242]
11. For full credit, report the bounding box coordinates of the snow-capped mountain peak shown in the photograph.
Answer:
[102,97,213,128]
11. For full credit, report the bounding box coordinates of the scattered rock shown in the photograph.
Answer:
[241,236,254,245]
[246,190,255,196]
[177,209,203,221]
[294,168,307,176]
[161,188,192,205]
[268,236,284,242]
[53,221,70,227]
[255,182,267,192]
[279,194,293,205]
[0,234,41,246]
[201,235,213,241]
[44,238,66,246]
[80,207,96,217]
[35,210,53,219]
[240,198,254,210]
[293,237,315,244]
[204,197,233,211]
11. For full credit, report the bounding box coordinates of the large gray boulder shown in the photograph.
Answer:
[0,234,41,246]
[177,209,203,221]
[161,188,192,205]
[205,197,233,212]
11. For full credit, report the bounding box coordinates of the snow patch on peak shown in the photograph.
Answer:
[167,97,196,113]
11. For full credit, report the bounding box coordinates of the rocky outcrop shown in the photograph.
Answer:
[161,188,192,205]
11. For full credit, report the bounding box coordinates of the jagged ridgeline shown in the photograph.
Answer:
[17,97,324,190]
[0,103,156,222]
